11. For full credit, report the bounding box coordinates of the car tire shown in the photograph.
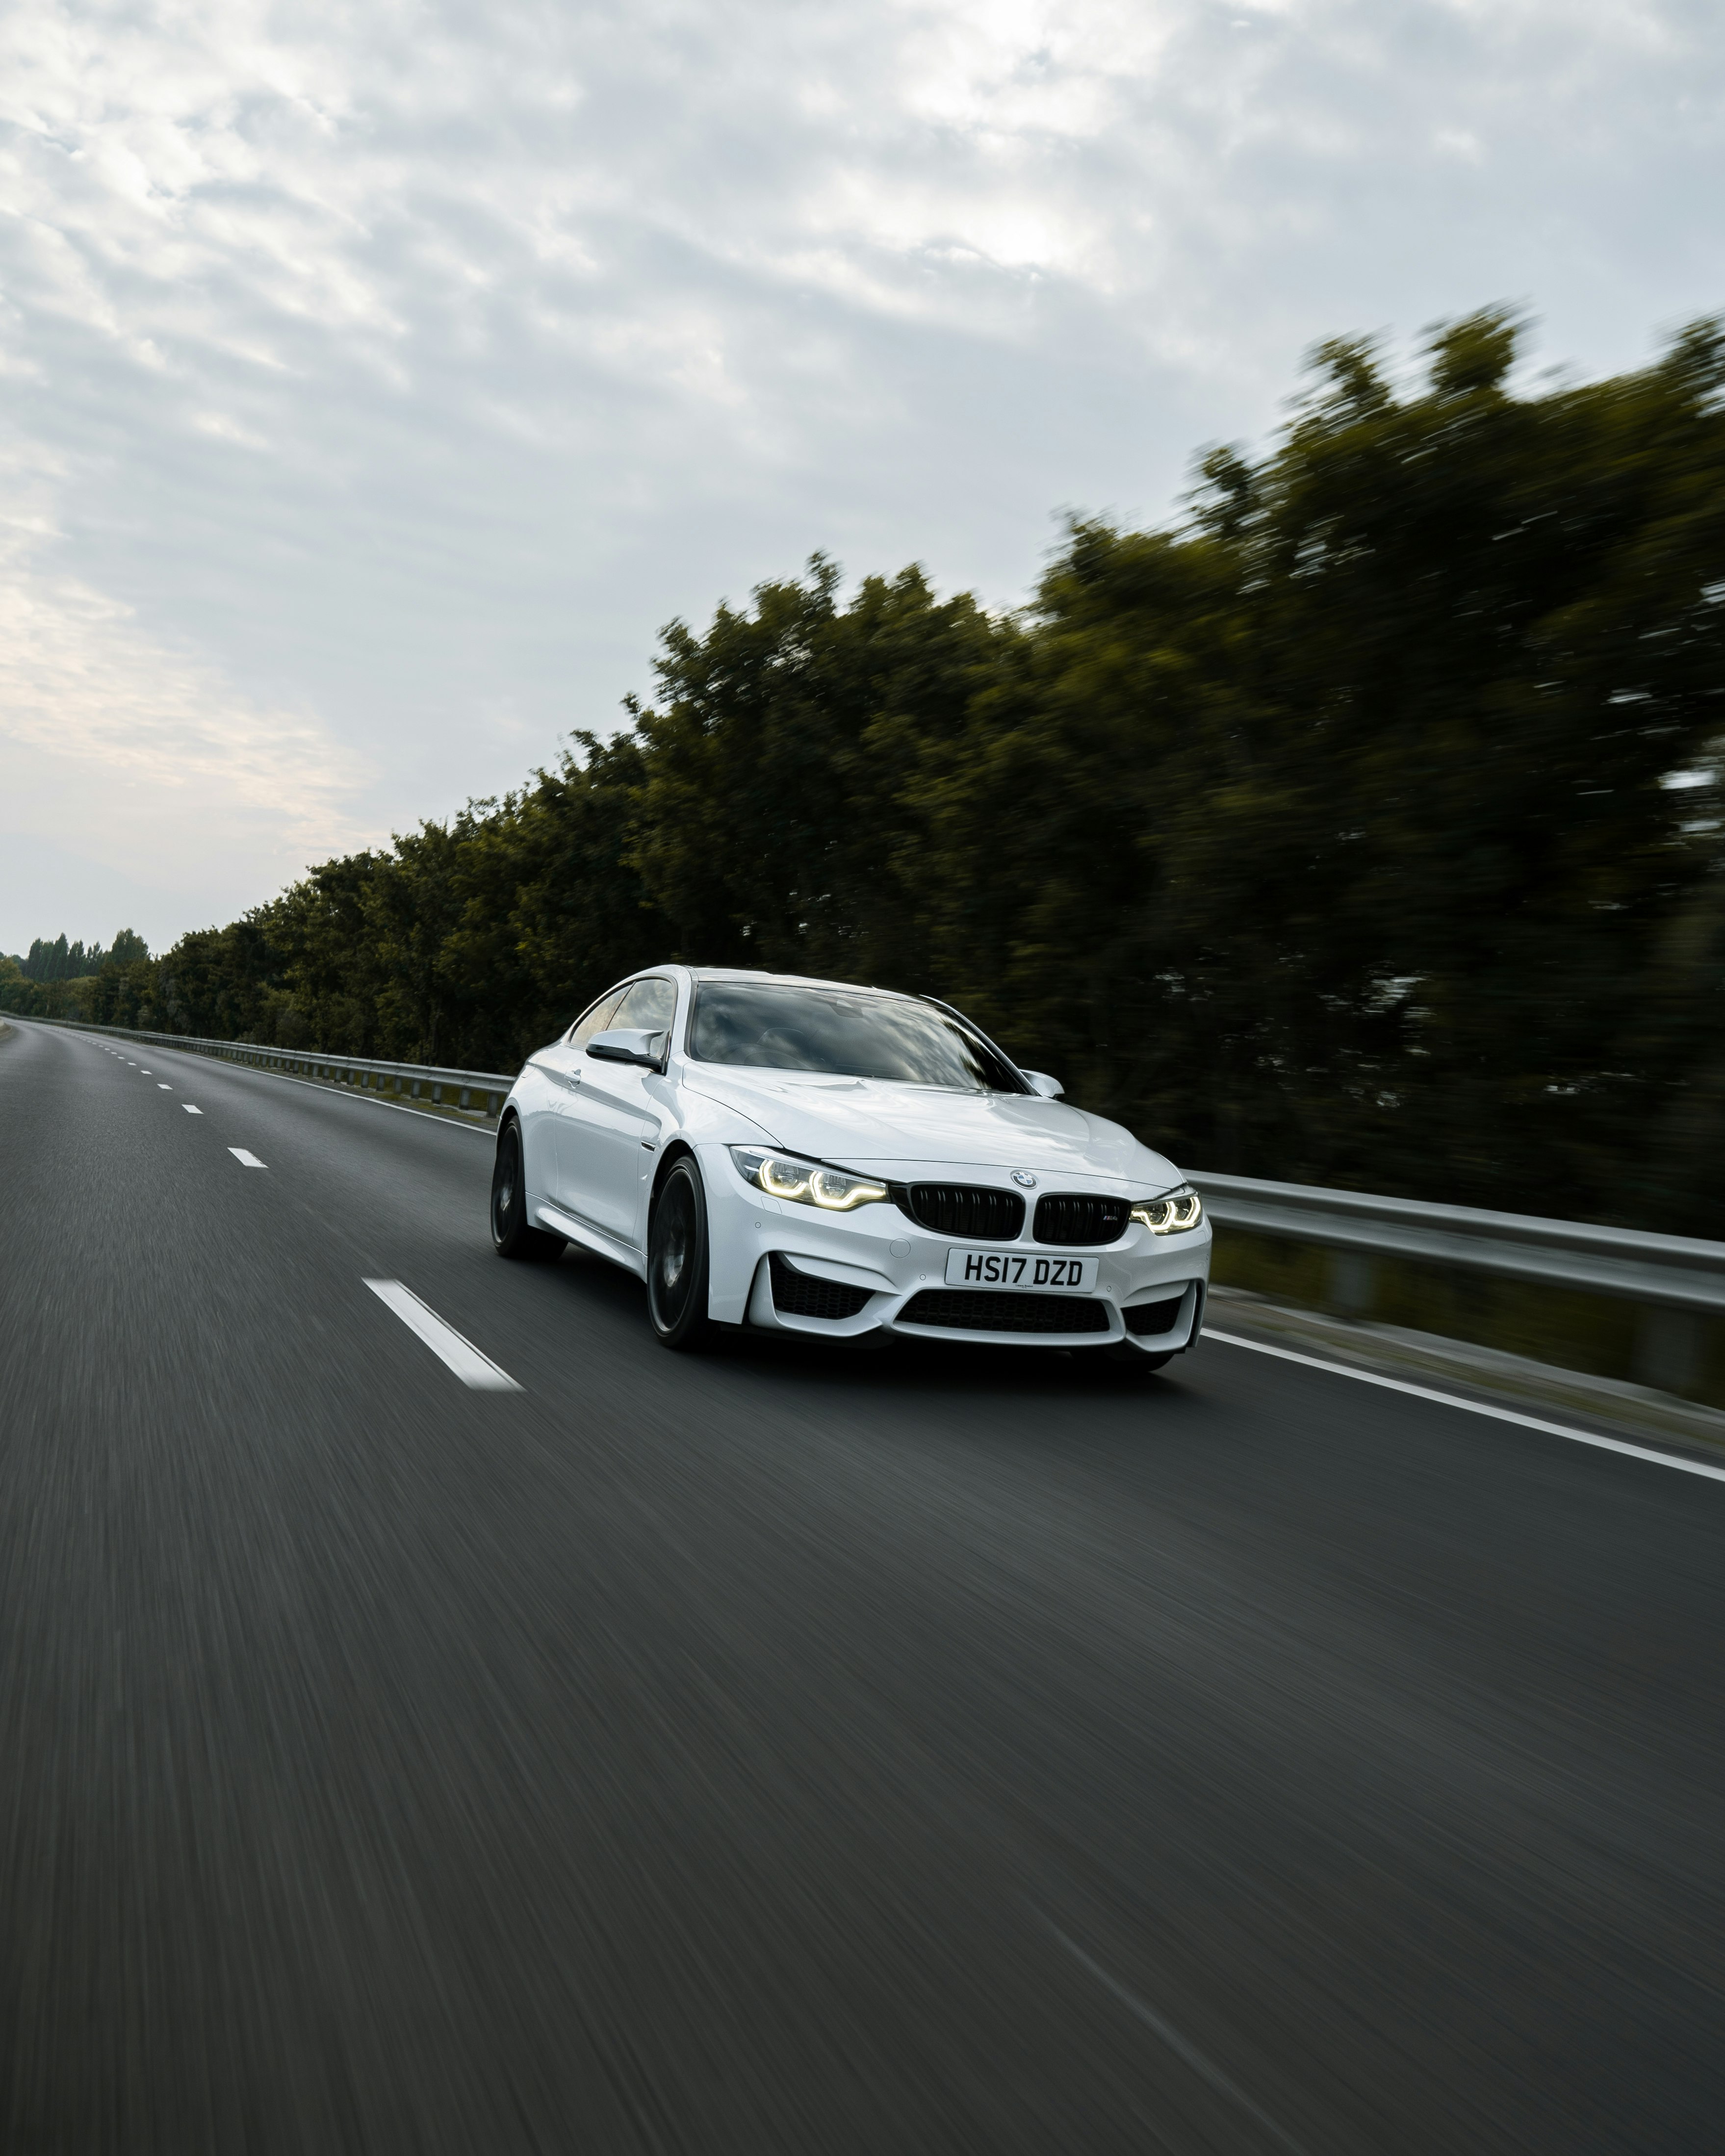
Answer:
[490,1120,566,1261]
[648,1155,714,1350]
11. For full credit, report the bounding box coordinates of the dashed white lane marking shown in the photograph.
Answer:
[228,1147,267,1168]
[1206,1331,1725,1486]
[140,1069,152,1074]
[157,1083,171,1089]
[364,1279,522,1391]
[182,1104,203,1115]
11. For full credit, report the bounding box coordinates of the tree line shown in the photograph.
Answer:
[2,929,151,985]
[5,311,1722,1231]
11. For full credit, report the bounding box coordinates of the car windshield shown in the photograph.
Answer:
[688,982,1025,1093]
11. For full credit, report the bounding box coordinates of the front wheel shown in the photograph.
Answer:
[490,1121,566,1260]
[647,1156,714,1350]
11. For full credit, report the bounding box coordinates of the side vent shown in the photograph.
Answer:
[1123,1291,1186,1336]
[769,1253,875,1322]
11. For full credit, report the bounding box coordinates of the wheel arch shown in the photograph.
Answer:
[493,1103,525,1175]
[649,1137,697,1214]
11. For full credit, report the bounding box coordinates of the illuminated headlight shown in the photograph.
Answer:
[730,1147,889,1212]
[1130,1184,1204,1234]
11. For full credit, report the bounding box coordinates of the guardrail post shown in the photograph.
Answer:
[1328,1250,1377,1316]
[1634,1309,1705,1394]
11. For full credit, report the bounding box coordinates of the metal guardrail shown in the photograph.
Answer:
[1191,1171,1725,1316]
[15,1014,516,1120]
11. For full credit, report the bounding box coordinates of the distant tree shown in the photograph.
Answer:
[105,928,150,969]
[24,935,71,982]
[19,928,152,980]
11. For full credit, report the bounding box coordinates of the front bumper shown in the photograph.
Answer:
[699,1143,1211,1353]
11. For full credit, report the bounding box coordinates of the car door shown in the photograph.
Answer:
[557,975,678,1246]
[540,987,626,1209]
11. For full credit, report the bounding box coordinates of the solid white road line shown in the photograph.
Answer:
[1205,1330,1725,1485]
[229,1147,266,1167]
[182,1105,203,1115]
[240,1063,497,1135]
[363,1279,522,1391]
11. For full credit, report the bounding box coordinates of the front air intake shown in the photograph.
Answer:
[899,1290,1110,1335]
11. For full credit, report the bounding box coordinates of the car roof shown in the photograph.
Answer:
[673,966,913,1000]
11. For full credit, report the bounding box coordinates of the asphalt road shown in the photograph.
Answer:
[3,1017,1723,2155]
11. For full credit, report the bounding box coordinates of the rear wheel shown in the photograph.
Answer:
[648,1156,713,1349]
[490,1121,566,1261]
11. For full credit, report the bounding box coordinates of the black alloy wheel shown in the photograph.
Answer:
[648,1155,713,1350]
[490,1120,566,1261]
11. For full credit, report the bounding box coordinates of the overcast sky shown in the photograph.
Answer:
[2,0,1721,953]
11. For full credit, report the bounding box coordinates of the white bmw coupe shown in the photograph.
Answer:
[489,967,1210,1366]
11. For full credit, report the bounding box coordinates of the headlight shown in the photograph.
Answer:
[730,1147,889,1212]
[1130,1184,1204,1234]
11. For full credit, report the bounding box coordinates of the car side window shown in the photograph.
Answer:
[611,977,677,1035]
[566,988,627,1050]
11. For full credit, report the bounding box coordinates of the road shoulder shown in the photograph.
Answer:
[1206,1284,1725,1465]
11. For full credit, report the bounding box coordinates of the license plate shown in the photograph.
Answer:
[944,1249,1098,1291]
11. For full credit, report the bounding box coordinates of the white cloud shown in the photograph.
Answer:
[0,0,1720,948]
[0,466,377,946]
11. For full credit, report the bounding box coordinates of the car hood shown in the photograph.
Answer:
[679,1066,1183,1190]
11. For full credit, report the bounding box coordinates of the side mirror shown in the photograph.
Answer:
[587,1028,667,1070]
[1023,1070,1064,1099]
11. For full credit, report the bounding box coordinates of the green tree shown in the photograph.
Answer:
[629,557,1005,981]
[438,730,671,1065]
[903,311,1725,1222]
